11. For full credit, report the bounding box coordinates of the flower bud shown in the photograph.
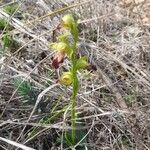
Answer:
[62,14,75,29]
[59,72,73,86]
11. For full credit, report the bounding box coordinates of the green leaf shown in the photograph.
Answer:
[2,33,11,48]
[4,3,18,15]
[0,19,7,30]
[0,18,13,31]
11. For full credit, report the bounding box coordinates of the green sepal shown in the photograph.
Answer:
[76,57,88,70]
[48,42,57,50]
[58,32,70,43]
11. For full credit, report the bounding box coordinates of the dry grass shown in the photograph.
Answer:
[0,0,150,149]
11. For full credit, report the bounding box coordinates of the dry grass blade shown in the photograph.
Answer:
[0,8,47,43]
[0,53,53,118]
[0,137,35,150]
[16,84,60,142]
[0,0,150,149]
[27,0,91,26]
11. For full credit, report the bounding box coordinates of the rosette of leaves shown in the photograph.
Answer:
[14,79,38,105]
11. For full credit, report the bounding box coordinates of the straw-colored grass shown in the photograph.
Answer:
[0,0,149,149]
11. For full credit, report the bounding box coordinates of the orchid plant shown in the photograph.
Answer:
[49,14,92,146]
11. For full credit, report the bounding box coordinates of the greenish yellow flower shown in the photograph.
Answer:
[62,14,75,29]
[50,42,68,53]
[59,72,73,86]
[50,41,72,57]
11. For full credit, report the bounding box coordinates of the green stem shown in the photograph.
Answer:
[71,69,78,144]
[71,23,78,144]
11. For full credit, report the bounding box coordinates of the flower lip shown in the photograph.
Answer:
[51,52,65,69]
